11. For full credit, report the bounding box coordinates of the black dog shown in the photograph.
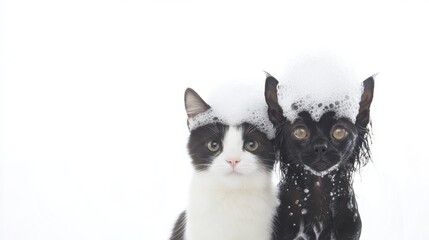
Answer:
[265,75,374,240]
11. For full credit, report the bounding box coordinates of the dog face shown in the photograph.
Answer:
[265,75,374,174]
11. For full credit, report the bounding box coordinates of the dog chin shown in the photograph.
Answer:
[303,162,341,177]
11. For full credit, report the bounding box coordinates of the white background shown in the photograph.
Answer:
[1,1,429,239]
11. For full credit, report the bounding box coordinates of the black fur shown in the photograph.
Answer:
[187,123,229,171]
[170,211,186,240]
[241,122,277,172]
[266,75,374,240]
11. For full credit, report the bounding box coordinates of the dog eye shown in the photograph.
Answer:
[332,127,348,140]
[293,127,308,140]
[206,140,221,152]
[244,140,259,152]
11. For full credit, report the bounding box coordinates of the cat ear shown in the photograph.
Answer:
[356,75,375,127]
[264,72,285,126]
[184,88,210,118]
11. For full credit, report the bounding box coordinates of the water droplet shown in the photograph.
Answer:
[301,209,308,215]
[304,189,309,193]
[295,200,299,204]
[289,212,293,216]
[291,103,299,110]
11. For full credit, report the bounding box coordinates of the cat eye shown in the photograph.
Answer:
[293,126,308,140]
[332,127,348,140]
[206,140,221,152]
[244,140,259,152]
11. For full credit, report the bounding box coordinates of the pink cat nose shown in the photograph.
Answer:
[226,158,241,168]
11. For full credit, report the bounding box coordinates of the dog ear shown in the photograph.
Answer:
[265,73,285,126]
[355,75,375,127]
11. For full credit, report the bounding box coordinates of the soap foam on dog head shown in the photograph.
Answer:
[276,54,364,123]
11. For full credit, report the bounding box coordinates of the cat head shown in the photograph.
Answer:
[184,88,276,184]
[265,74,374,176]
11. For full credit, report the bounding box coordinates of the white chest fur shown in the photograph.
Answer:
[185,172,278,240]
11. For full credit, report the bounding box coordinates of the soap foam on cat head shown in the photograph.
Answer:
[276,54,364,123]
[188,82,276,140]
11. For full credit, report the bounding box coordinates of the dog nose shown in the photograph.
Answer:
[313,143,328,154]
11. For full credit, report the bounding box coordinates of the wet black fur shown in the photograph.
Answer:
[265,75,374,240]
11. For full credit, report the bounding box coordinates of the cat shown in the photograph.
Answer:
[170,88,278,240]
[264,74,374,240]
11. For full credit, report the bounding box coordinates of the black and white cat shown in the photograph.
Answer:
[265,74,374,240]
[170,88,278,240]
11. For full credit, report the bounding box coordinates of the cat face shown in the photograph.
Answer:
[188,123,275,175]
[184,89,275,178]
[265,75,374,174]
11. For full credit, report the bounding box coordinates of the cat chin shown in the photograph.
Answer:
[208,165,257,177]
[303,162,341,177]
[224,171,244,176]
[213,171,250,182]
[200,170,271,189]
[213,169,259,179]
